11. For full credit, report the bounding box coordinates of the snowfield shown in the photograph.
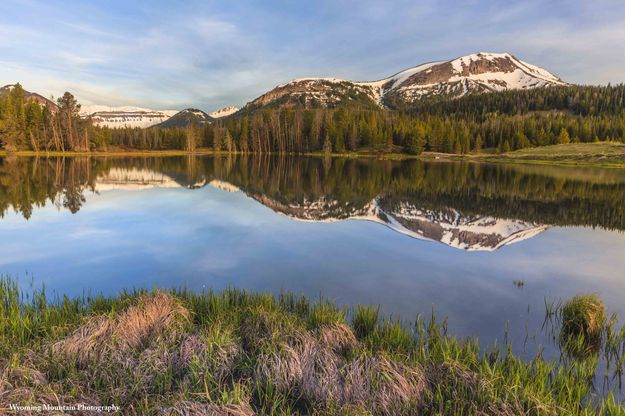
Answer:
[209,106,239,118]
[80,105,179,128]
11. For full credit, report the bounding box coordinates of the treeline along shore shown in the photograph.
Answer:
[1,83,625,157]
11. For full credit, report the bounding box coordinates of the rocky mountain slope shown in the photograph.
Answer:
[153,108,214,128]
[209,106,239,118]
[244,52,566,111]
[80,105,178,128]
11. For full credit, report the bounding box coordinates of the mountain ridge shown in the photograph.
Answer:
[243,52,567,112]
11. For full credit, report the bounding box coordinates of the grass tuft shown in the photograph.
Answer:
[561,294,606,357]
[352,305,379,339]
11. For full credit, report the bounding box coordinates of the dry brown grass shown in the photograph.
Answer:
[0,361,47,387]
[426,360,487,398]
[239,307,298,353]
[160,400,254,416]
[255,324,426,415]
[424,360,542,416]
[0,360,100,416]
[341,355,426,415]
[177,326,241,383]
[317,323,359,356]
[52,293,189,366]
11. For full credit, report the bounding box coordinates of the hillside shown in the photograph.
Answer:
[0,83,57,110]
[153,108,214,128]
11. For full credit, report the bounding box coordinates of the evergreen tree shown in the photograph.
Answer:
[557,127,571,144]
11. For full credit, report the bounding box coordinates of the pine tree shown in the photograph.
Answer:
[557,127,571,144]
[57,92,84,151]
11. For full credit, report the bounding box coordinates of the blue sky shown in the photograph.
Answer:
[1,0,624,111]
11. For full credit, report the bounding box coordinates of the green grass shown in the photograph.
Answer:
[1,277,624,415]
[417,142,625,168]
[487,142,625,167]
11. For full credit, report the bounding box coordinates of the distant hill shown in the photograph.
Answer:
[0,84,58,110]
[153,108,214,128]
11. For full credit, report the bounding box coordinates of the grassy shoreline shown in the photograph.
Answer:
[2,142,625,168]
[1,278,624,415]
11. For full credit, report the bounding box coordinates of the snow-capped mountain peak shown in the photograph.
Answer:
[367,52,566,103]
[245,52,566,111]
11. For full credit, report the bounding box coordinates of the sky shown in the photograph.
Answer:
[1,0,625,111]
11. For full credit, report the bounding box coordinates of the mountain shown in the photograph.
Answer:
[243,52,566,111]
[244,78,380,112]
[0,84,58,110]
[377,52,566,107]
[209,106,239,118]
[80,105,178,128]
[154,108,214,128]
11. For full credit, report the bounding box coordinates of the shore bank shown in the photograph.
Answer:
[1,278,623,415]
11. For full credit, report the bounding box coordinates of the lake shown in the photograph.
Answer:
[2,155,625,364]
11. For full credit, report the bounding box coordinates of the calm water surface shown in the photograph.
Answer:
[2,155,625,363]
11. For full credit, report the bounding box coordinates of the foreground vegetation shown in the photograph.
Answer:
[1,278,624,415]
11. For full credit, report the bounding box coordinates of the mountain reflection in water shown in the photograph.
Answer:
[2,155,623,251]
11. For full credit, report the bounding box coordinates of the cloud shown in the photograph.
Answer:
[0,0,624,110]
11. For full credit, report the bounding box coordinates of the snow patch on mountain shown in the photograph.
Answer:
[94,168,181,191]
[81,105,179,128]
[209,179,240,193]
[209,106,239,118]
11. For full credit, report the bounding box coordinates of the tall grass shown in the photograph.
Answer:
[1,277,624,415]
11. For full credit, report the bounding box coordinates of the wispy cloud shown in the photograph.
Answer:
[0,0,623,110]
